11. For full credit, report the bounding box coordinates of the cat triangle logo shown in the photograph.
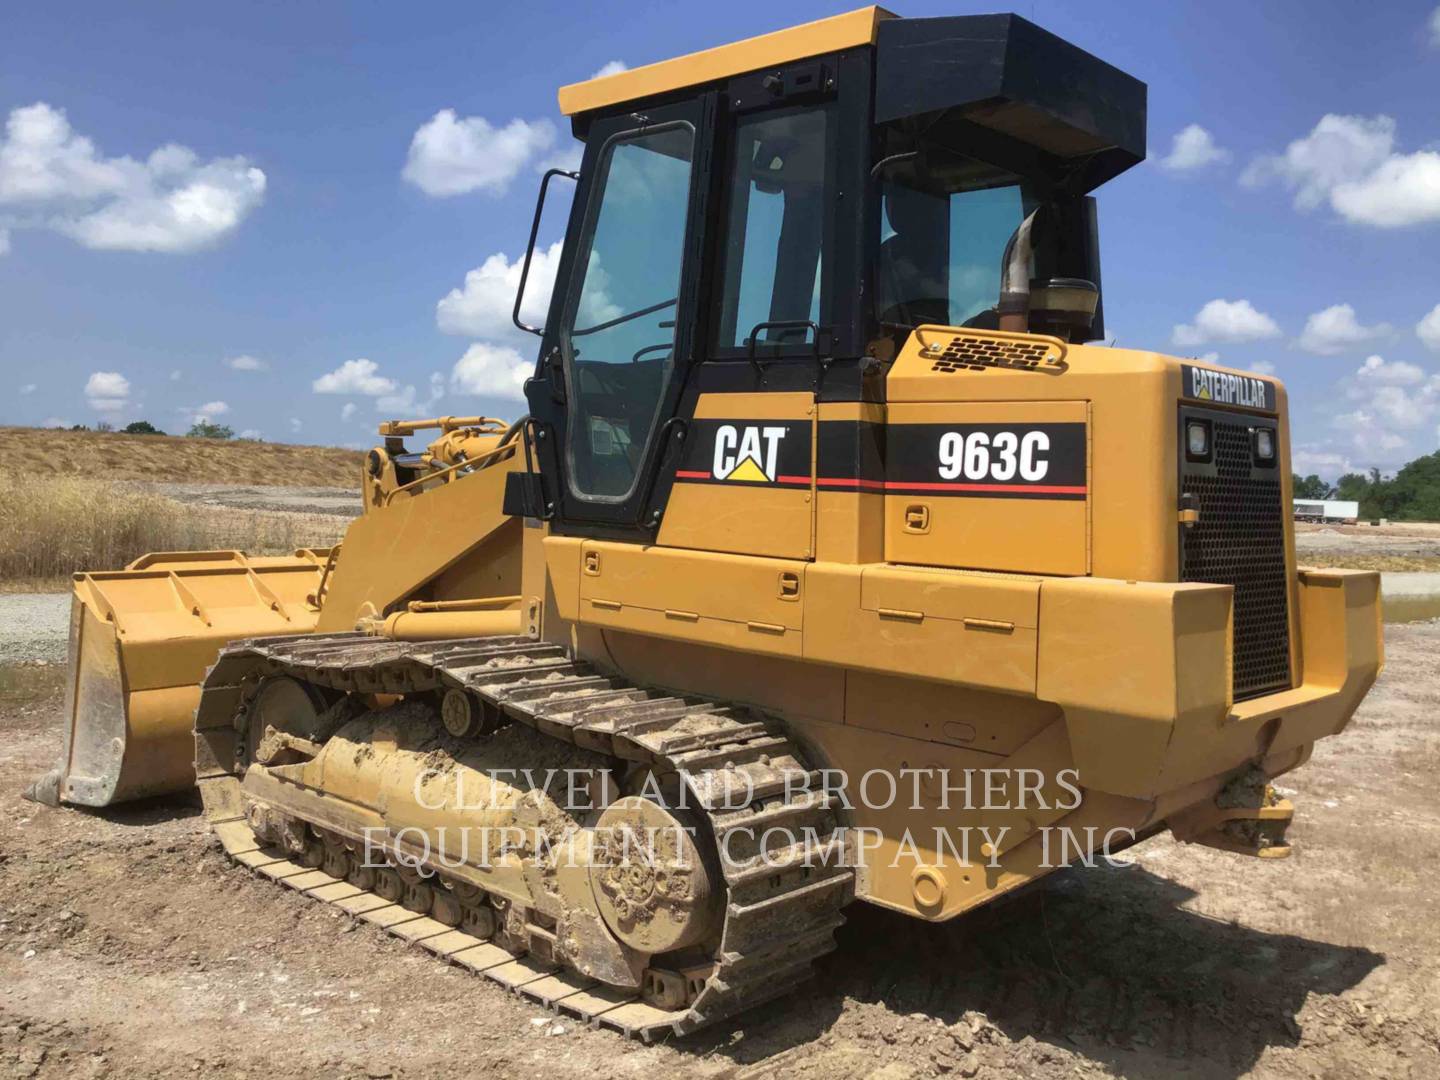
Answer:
[725,456,770,482]
[711,424,787,483]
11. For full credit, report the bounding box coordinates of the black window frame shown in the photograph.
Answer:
[698,49,873,371]
[524,94,717,537]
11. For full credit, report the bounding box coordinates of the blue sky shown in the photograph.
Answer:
[3,1,1439,479]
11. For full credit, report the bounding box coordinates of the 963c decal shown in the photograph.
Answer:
[674,417,1087,500]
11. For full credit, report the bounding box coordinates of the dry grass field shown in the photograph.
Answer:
[0,425,364,485]
[0,427,361,589]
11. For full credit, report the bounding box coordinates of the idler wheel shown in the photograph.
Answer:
[589,796,721,954]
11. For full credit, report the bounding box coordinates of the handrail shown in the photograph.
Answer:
[308,546,341,610]
[514,168,580,336]
[377,415,507,437]
[381,431,520,506]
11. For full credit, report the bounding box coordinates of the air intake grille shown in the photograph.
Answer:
[928,331,1065,373]
[1180,410,1291,699]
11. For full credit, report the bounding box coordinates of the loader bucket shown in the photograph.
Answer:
[27,550,328,808]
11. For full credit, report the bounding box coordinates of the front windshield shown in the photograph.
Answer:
[875,154,1034,335]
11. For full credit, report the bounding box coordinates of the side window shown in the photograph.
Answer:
[877,180,1025,330]
[560,123,694,501]
[715,107,831,348]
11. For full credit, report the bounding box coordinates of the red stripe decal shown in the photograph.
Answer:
[885,481,1087,494]
[674,471,1086,496]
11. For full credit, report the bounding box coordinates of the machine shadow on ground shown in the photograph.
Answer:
[690,863,1382,1078]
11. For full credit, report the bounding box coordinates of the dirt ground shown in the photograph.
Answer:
[1294,522,1440,571]
[2,614,1437,1080]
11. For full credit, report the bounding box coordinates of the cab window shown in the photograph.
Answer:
[715,106,832,349]
[559,122,694,501]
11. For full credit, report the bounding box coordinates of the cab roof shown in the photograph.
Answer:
[557,6,895,117]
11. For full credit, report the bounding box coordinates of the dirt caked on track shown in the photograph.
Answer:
[2,621,1438,1079]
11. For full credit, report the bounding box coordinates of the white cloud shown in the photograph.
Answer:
[437,242,619,342]
[84,370,130,412]
[402,110,556,197]
[1242,114,1440,228]
[182,400,230,425]
[1418,303,1440,352]
[20,382,35,394]
[225,354,268,371]
[1292,447,1355,478]
[312,358,397,396]
[438,241,561,339]
[238,428,261,439]
[1355,354,1425,386]
[1430,6,1440,46]
[376,372,445,415]
[591,60,628,79]
[289,417,303,433]
[42,417,70,428]
[341,402,356,421]
[1328,354,1440,467]
[450,342,531,402]
[1173,299,1282,347]
[0,227,8,255]
[1157,124,1229,172]
[0,103,265,253]
[1295,303,1392,355]
[169,369,182,381]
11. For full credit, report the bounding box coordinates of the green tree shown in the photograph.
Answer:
[1292,474,1329,499]
[1383,450,1440,521]
[186,420,234,439]
[122,420,166,435]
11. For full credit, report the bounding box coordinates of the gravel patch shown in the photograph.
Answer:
[147,482,361,517]
[1382,571,1440,597]
[0,593,69,665]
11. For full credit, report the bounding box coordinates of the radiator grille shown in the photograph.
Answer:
[928,331,1065,373]
[1180,411,1291,699]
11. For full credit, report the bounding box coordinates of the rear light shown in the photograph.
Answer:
[1253,427,1276,466]
[1186,419,1211,461]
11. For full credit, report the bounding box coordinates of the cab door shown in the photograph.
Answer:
[526,96,714,537]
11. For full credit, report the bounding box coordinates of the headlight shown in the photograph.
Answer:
[1186,420,1211,460]
[1253,427,1276,465]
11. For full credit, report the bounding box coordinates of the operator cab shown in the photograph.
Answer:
[510,7,1145,535]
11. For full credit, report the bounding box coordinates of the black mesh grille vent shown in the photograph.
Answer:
[930,333,1064,373]
[1180,412,1291,699]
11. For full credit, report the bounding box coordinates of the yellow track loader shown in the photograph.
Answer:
[29,7,1382,1041]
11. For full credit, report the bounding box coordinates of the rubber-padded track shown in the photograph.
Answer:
[193,632,853,1041]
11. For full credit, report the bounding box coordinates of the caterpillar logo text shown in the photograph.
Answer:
[713,425,787,483]
[1180,363,1276,412]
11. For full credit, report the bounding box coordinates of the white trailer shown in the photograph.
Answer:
[1293,499,1360,524]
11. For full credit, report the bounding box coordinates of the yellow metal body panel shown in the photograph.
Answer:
[557,6,894,117]
[804,563,1039,694]
[577,541,806,658]
[884,400,1090,576]
[656,391,816,559]
[889,333,1179,582]
[814,401,886,564]
[318,450,521,631]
